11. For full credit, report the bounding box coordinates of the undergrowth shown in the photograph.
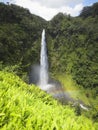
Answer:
[56,73,98,122]
[0,71,98,130]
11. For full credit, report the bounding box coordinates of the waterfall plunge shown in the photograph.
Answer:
[36,30,89,110]
[39,29,49,90]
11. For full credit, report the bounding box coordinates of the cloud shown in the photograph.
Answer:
[32,0,83,8]
[13,0,83,20]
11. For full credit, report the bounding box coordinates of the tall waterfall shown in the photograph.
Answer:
[39,29,49,89]
[33,30,89,110]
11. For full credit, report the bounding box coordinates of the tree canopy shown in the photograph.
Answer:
[0,2,98,89]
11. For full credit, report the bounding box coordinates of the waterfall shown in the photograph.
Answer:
[39,29,49,90]
[37,30,89,110]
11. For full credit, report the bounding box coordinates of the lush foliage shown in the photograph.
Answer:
[0,2,47,73]
[0,2,98,89]
[80,2,98,18]
[0,71,98,130]
[47,5,98,89]
[56,74,98,122]
[0,2,98,129]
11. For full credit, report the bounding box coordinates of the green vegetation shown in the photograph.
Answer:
[47,10,98,89]
[56,74,98,122]
[0,2,47,74]
[0,71,98,130]
[0,2,98,89]
[0,2,98,129]
[80,3,98,18]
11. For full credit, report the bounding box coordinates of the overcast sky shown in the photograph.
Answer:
[2,0,98,20]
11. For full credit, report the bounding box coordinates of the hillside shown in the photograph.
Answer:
[0,2,98,89]
[0,2,98,129]
[0,2,47,73]
[0,71,98,130]
[47,8,98,89]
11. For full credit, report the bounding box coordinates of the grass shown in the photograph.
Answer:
[55,74,93,105]
[0,71,98,130]
[55,73,98,121]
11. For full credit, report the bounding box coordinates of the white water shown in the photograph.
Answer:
[39,29,49,90]
[80,104,89,111]
[38,30,89,110]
